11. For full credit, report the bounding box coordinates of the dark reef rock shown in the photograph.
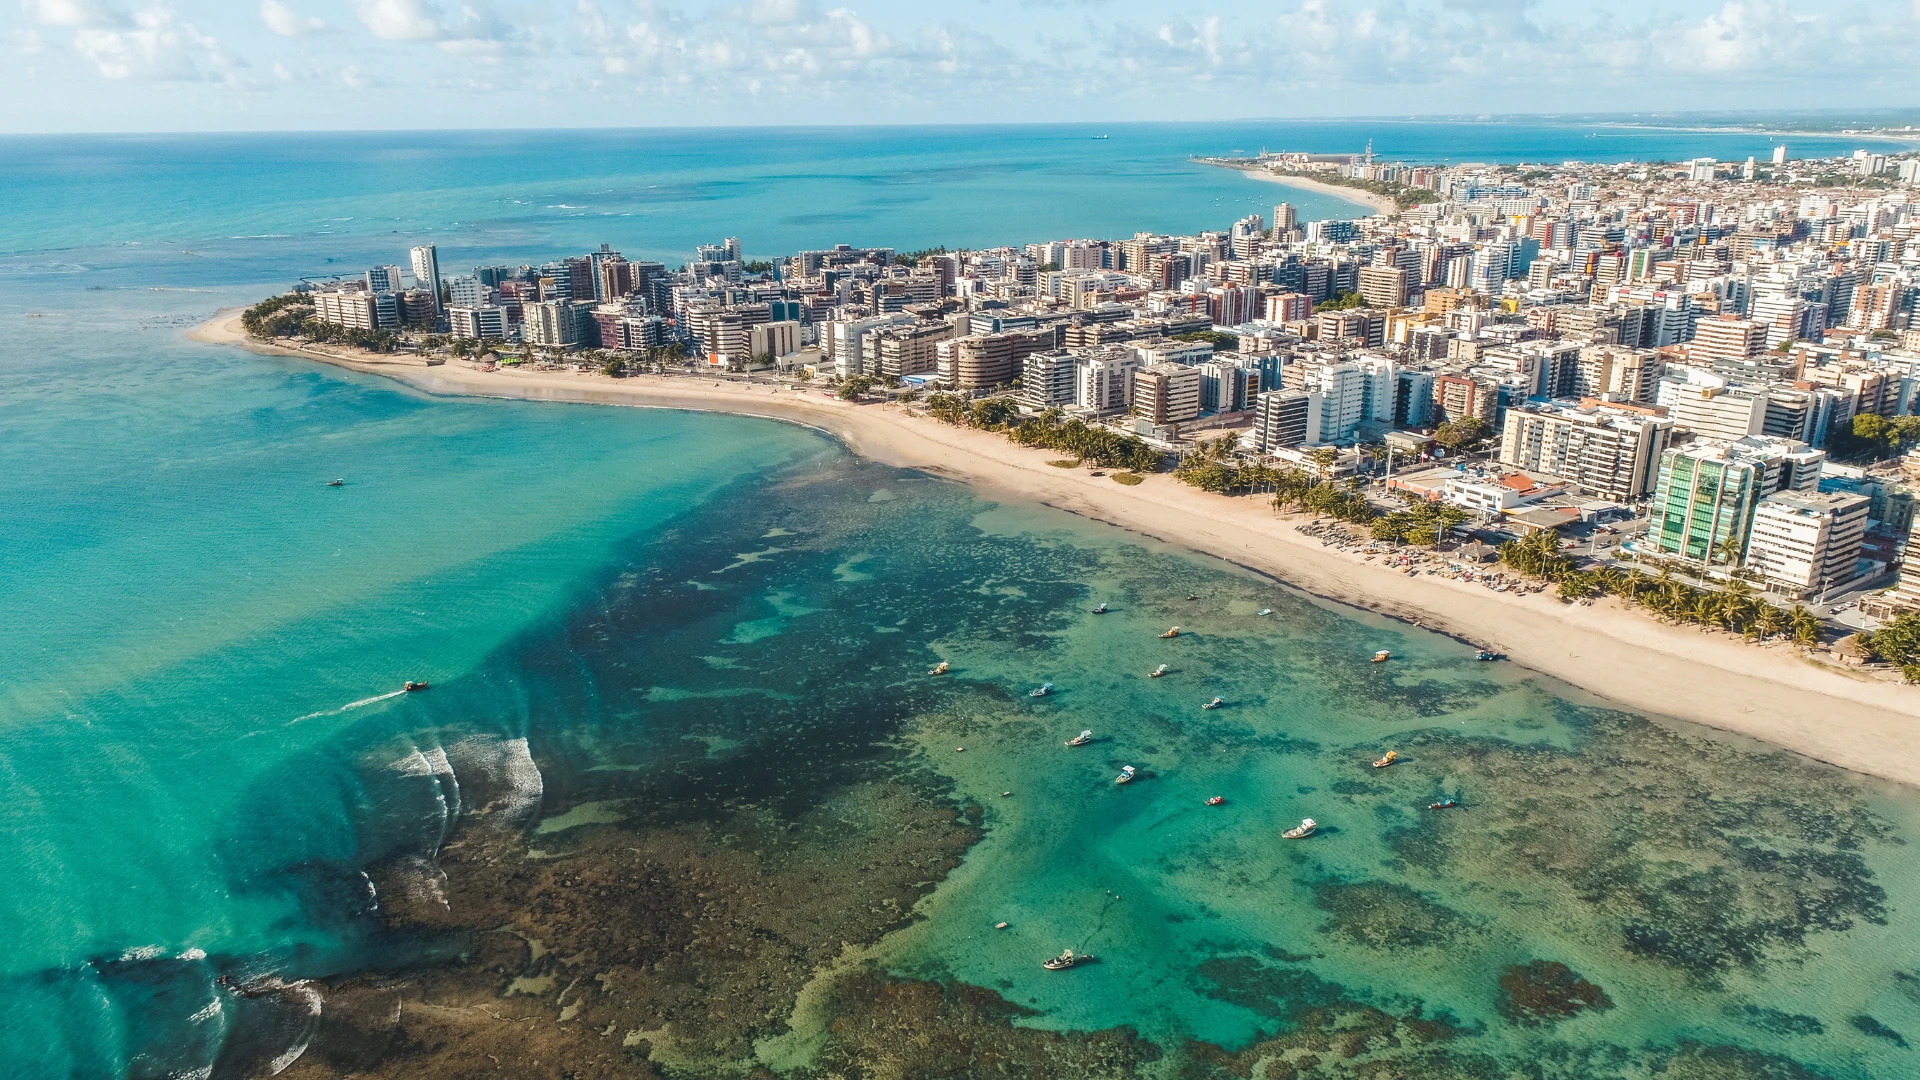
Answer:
[1495,960,1613,1026]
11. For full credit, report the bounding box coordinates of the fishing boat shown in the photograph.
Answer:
[1372,750,1397,769]
[326,478,344,487]
[1115,765,1136,785]
[403,681,430,692]
[928,661,950,675]
[1159,627,1181,639]
[1148,664,1169,678]
[1065,729,1094,747]
[1202,696,1224,710]
[1092,602,1108,614]
[1042,949,1091,970]
[1429,798,1460,810]
[1257,608,1272,616]
[1475,650,1499,661]
[1205,796,1225,807]
[1282,818,1317,839]
[1030,682,1054,698]
[1371,650,1391,663]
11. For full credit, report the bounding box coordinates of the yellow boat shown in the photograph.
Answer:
[1372,750,1397,769]
[1371,650,1391,663]
[1159,627,1181,639]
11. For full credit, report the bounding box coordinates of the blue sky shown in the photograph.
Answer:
[6,0,1917,132]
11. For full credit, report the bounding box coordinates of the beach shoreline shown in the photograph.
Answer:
[192,310,1920,789]
[1199,161,1400,217]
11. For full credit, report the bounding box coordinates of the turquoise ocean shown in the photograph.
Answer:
[4,121,1919,1078]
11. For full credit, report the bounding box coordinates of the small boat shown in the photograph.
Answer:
[1030,682,1054,698]
[1429,799,1460,810]
[1042,949,1091,970]
[1205,796,1225,806]
[928,661,950,675]
[1185,593,1200,601]
[403,681,429,692]
[1148,664,1169,678]
[1092,602,1108,614]
[1257,608,1272,617]
[325,478,344,487]
[1065,729,1094,747]
[1115,765,1136,785]
[1371,650,1391,663]
[1000,791,1012,797]
[995,921,1009,930]
[1282,818,1317,839]
[1159,627,1181,639]
[1475,650,1498,661]
[1372,750,1397,769]
[1202,696,1224,710]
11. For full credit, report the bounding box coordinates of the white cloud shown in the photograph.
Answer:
[13,27,46,53]
[357,0,441,41]
[260,0,325,37]
[25,0,104,27]
[71,6,237,82]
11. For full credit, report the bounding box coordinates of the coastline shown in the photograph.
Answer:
[192,310,1920,789]
[1201,161,1400,216]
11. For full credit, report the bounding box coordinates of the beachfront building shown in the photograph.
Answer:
[1196,358,1259,413]
[1497,401,1674,501]
[1746,490,1871,596]
[868,320,954,382]
[1132,363,1202,426]
[1077,352,1141,414]
[1021,351,1079,411]
[1246,389,1320,454]
[448,304,509,341]
[825,313,917,378]
[312,288,399,332]
[1646,444,1769,566]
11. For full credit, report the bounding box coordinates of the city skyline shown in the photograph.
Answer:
[7,0,1920,133]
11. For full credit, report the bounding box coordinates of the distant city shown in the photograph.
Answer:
[268,142,1920,623]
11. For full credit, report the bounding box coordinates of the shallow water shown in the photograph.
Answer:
[7,125,1920,1077]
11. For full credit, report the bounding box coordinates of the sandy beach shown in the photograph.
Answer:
[1203,162,1400,217]
[192,311,1920,788]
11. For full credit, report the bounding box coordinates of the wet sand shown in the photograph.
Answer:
[191,311,1920,790]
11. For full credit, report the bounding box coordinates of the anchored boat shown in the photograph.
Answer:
[1371,650,1391,663]
[1282,818,1317,839]
[1205,796,1225,807]
[1065,729,1093,747]
[1429,798,1460,810]
[928,661,950,675]
[1042,949,1091,970]
[1030,682,1053,698]
[1092,602,1108,614]
[1115,765,1136,785]
[1159,627,1181,639]
[1257,608,1272,616]
[326,478,344,487]
[1372,750,1397,769]
[1202,696,1224,710]
[1148,664,1168,678]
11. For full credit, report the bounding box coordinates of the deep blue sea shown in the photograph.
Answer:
[5,122,1920,1079]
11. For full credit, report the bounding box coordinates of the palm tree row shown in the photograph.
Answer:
[999,408,1164,472]
[1499,532,1823,644]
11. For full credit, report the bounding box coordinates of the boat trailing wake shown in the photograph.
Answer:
[290,688,407,724]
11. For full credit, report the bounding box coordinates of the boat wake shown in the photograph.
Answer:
[290,688,407,724]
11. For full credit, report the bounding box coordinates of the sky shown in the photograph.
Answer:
[5,0,1919,133]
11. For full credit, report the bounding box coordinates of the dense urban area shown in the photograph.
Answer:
[244,142,1920,676]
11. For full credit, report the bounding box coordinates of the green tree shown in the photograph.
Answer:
[1434,417,1492,454]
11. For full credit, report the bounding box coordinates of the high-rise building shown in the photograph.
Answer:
[1272,204,1297,236]
[1689,315,1765,364]
[1196,359,1259,414]
[312,289,398,332]
[409,245,442,311]
[1667,385,1766,443]
[1132,363,1202,425]
[366,265,405,292]
[448,305,509,341]
[1747,490,1870,595]
[1247,389,1320,453]
[1021,351,1081,411]
[1497,402,1674,501]
[1076,352,1141,414]
[1647,442,1779,566]
[1772,144,1788,166]
[1358,265,1409,309]
[446,275,486,308]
